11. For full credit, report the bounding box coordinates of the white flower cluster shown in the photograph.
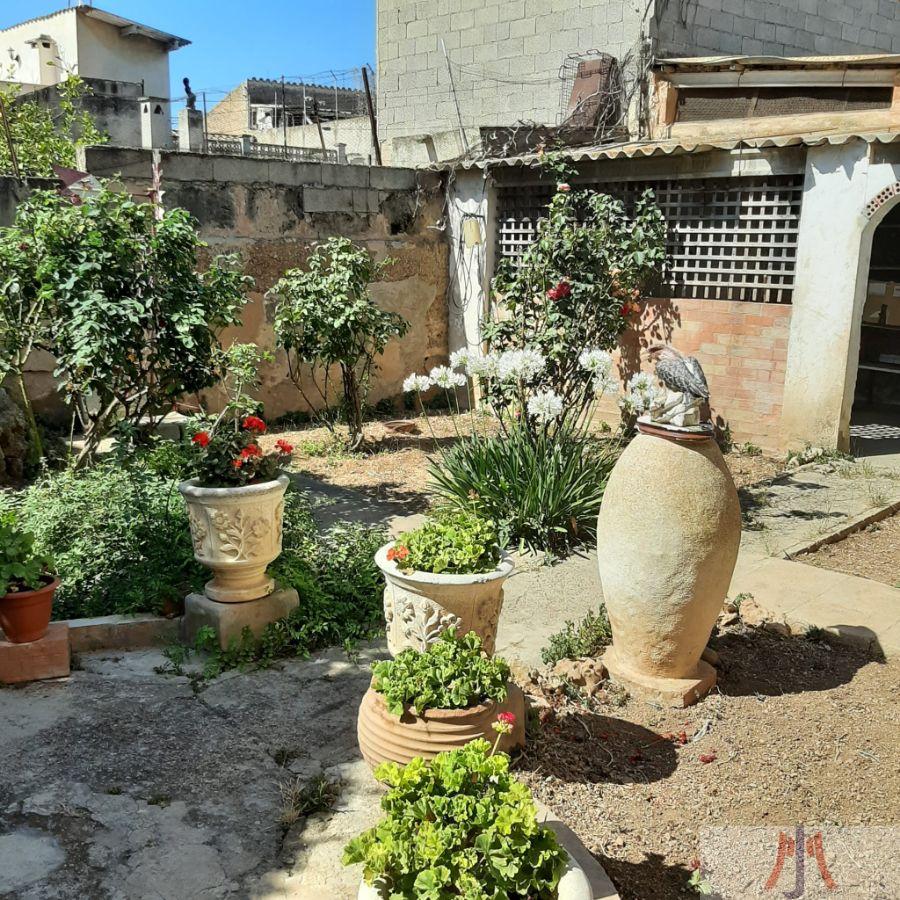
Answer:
[496,348,546,383]
[527,389,564,424]
[429,365,467,390]
[466,352,500,379]
[578,348,616,395]
[448,347,472,371]
[402,373,431,393]
[620,371,664,414]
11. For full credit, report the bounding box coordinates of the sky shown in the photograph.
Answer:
[0,1,376,103]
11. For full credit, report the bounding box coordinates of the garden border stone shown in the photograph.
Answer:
[783,496,900,558]
[67,614,179,653]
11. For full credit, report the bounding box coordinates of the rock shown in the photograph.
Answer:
[552,657,608,697]
[762,620,791,637]
[718,611,740,628]
[0,386,27,482]
[738,597,774,627]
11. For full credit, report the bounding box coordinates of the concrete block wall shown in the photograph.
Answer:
[21,148,450,422]
[595,298,793,452]
[377,0,646,154]
[654,0,900,57]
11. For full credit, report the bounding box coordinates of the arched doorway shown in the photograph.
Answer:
[850,201,900,461]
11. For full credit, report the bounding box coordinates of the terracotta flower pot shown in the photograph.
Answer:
[596,430,741,705]
[357,682,526,771]
[179,474,289,602]
[375,544,514,656]
[357,852,591,900]
[0,577,60,644]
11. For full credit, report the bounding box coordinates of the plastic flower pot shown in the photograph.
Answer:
[375,543,514,656]
[0,577,60,644]
[356,681,526,772]
[179,474,289,602]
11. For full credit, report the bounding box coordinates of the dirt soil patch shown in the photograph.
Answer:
[267,415,782,509]
[515,630,899,900]
[801,512,900,587]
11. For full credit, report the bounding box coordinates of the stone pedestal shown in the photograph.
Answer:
[178,108,205,153]
[181,589,299,650]
[596,425,741,708]
[0,622,70,684]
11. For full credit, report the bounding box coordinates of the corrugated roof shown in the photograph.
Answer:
[657,54,900,68]
[441,130,900,170]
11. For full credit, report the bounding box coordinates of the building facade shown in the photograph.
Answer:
[377,0,900,164]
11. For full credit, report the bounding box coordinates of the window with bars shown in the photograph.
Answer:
[496,174,804,303]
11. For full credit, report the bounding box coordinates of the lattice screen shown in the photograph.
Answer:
[496,174,804,303]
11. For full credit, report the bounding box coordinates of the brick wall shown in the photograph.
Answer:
[654,0,900,56]
[596,298,792,452]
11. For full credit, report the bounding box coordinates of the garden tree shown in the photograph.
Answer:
[270,237,408,450]
[0,186,252,465]
[0,76,106,177]
[486,177,667,424]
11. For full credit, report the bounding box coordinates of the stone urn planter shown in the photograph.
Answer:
[179,474,289,602]
[596,427,741,706]
[357,852,592,900]
[375,544,514,656]
[0,577,59,643]
[357,681,526,771]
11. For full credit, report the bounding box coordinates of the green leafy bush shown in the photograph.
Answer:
[0,511,53,594]
[541,606,613,667]
[343,739,567,899]
[10,462,202,619]
[391,511,500,575]
[430,421,620,555]
[371,630,509,716]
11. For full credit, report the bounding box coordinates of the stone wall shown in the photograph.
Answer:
[595,298,793,453]
[15,149,450,424]
[653,0,900,57]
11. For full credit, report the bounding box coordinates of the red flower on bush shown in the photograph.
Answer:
[275,439,294,455]
[386,544,409,563]
[497,712,516,727]
[620,303,631,317]
[557,183,571,193]
[192,431,211,448]
[240,443,263,460]
[232,458,244,468]
[242,415,267,433]
[547,280,572,301]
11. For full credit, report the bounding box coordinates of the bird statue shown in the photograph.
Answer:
[644,343,710,427]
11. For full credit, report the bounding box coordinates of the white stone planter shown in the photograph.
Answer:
[375,544,514,656]
[596,429,741,706]
[179,474,289,603]
[357,853,591,899]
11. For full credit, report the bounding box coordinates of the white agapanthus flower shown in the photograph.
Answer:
[466,352,500,379]
[527,389,564,424]
[620,371,664,413]
[429,365,467,390]
[449,347,472,371]
[578,348,613,376]
[403,373,431,393]
[497,348,546,383]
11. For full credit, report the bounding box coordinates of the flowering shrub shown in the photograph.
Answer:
[190,415,292,487]
[372,629,509,716]
[343,739,567,898]
[389,511,500,575]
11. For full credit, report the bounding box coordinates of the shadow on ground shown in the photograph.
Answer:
[518,711,678,785]
[598,851,697,900]
[711,627,883,698]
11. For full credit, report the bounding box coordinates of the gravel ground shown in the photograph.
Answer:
[801,513,900,587]
[513,627,899,900]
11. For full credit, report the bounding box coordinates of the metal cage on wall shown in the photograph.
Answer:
[496,174,804,303]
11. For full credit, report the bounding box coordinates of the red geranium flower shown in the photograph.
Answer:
[275,439,294,454]
[497,712,516,727]
[242,415,266,433]
[547,280,572,301]
[192,431,211,448]
[557,183,571,192]
[232,458,244,468]
[386,545,409,562]
[240,443,263,459]
[620,303,630,317]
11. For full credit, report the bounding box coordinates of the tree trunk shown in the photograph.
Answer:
[15,371,43,470]
[343,365,364,451]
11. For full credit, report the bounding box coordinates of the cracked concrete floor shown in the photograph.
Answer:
[0,645,390,900]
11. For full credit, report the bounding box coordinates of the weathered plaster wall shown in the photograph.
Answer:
[19,150,450,423]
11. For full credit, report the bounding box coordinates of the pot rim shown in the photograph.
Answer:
[366,683,511,722]
[179,472,290,499]
[375,543,514,585]
[1,575,60,603]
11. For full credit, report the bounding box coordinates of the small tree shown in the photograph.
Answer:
[0,75,106,177]
[270,237,408,450]
[0,186,252,465]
